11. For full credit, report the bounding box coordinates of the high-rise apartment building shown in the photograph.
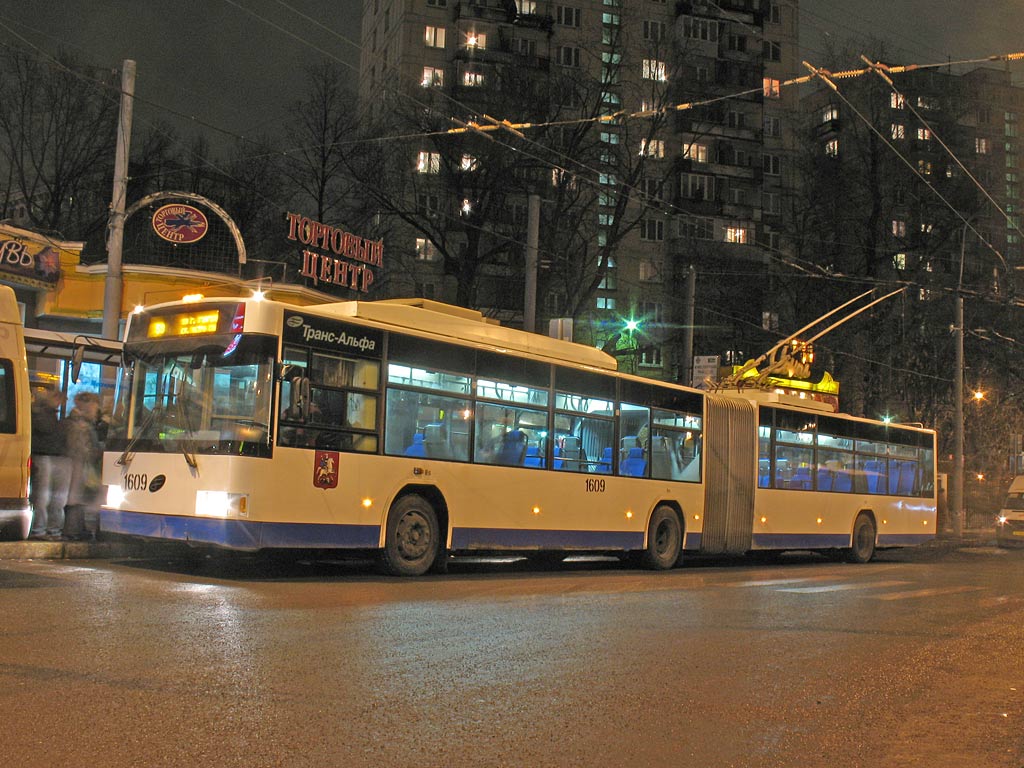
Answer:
[358,0,800,383]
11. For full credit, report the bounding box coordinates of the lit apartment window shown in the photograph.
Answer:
[642,59,667,81]
[463,70,484,87]
[516,0,537,12]
[763,78,780,99]
[916,128,931,141]
[596,297,617,310]
[639,347,662,368]
[821,104,838,123]
[682,142,708,163]
[421,66,444,87]
[639,138,665,158]
[916,96,938,110]
[639,258,662,282]
[725,226,749,244]
[917,159,932,175]
[890,93,904,109]
[893,252,907,270]
[891,219,906,237]
[415,238,439,261]
[461,154,479,171]
[825,139,839,157]
[602,12,620,26]
[465,32,487,49]
[424,25,446,48]
[417,151,441,173]
[891,123,905,139]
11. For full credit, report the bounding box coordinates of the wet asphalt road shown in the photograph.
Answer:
[1,544,1022,768]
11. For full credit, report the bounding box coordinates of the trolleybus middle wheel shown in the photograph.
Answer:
[845,513,877,564]
[641,505,682,570]
[381,494,439,577]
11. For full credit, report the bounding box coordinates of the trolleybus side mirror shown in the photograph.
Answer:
[70,344,85,384]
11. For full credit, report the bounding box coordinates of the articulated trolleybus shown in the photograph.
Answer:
[101,296,937,575]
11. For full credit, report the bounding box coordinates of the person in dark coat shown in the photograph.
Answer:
[29,385,70,539]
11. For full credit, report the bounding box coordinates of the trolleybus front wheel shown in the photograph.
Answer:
[641,505,683,570]
[381,494,440,576]
[845,513,877,564]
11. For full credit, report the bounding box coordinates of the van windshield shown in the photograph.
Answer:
[1003,492,1024,510]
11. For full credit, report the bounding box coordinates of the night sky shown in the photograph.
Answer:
[0,0,1021,152]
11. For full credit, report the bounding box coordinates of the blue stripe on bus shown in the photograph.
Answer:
[451,527,644,550]
[751,533,852,549]
[100,509,379,550]
[877,533,934,546]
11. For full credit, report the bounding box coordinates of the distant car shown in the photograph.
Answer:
[997,476,1024,547]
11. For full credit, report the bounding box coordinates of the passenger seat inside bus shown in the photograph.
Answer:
[496,429,528,465]
[595,446,613,474]
[523,445,544,468]
[620,447,647,477]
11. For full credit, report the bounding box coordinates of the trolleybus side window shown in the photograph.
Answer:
[278,345,380,453]
[0,361,14,433]
[553,365,616,473]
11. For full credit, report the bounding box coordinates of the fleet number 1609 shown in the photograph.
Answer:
[585,478,606,493]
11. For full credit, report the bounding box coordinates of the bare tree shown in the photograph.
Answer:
[0,50,117,238]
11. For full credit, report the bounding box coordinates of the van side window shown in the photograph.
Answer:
[0,361,14,433]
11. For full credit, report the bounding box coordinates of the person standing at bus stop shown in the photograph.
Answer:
[62,391,102,541]
[29,385,71,540]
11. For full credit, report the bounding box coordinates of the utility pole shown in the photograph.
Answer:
[523,192,540,333]
[102,59,136,341]
[681,265,696,385]
[952,291,964,539]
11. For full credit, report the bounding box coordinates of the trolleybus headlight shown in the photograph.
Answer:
[195,491,249,518]
[998,515,1008,525]
[106,484,125,508]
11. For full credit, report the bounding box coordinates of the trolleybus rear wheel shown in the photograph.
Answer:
[846,513,877,564]
[381,494,439,576]
[641,505,682,570]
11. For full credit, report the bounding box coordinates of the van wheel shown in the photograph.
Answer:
[641,506,682,570]
[380,494,439,577]
[846,513,877,563]
[0,514,30,542]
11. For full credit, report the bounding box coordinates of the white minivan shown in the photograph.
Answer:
[0,285,31,540]
[997,475,1024,547]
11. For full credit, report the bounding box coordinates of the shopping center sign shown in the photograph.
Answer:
[0,227,66,285]
[286,212,383,294]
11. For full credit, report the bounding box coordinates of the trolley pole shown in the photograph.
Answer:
[102,59,136,341]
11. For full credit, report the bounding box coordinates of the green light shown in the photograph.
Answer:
[625,318,640,332]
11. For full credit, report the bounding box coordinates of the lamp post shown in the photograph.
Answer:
[951,220,971,540]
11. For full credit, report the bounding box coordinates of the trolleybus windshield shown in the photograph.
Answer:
[108,334,276,459]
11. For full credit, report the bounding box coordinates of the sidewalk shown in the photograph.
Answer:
[0,536,175,560]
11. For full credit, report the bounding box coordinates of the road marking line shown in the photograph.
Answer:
[777,579,910,593]
[729,575,841,587]
[874,585,986,601]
